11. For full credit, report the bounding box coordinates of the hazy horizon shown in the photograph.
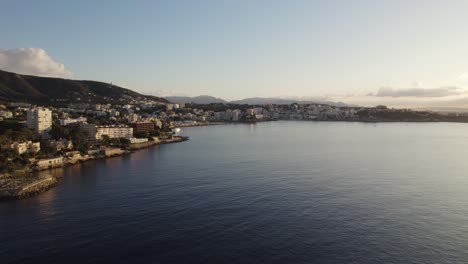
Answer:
[3,0,468,108]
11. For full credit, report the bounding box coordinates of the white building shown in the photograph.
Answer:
[95,125,133,140]
[59,116,87,126]
[129,137,148,144]
[166,104,174,111]
[9,141,41,154]
[49,139,73,151]
[253,107,264,114]
[232,110,241,121]
[0,110,13,119]
[27,107,52,138]
[127,113,140,123]
[36,157,64,170]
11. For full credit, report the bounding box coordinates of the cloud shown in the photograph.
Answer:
[457,72,468,81]
[0,48,73,78]
[374,86,463,98]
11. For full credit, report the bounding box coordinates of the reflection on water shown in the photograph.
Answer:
[36,167,65,179]
[35,187,58,224]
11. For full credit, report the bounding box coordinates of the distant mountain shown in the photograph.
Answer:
[165,95,228,104]
[230,97,353,107]
[230,97,298,105]
[0,69,167,104]
[165,95,353,106]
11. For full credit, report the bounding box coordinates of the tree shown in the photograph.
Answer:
[149,130,160,137]
[49,123,70,140]
[134,131,149,138]
[119,138,130,148]
[101,135,111,147]
[0,120,23,134]
[4,128,33,141]
[39,140,56,156]
[71,129,89,154]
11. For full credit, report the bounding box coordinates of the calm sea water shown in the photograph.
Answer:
[2,121,468,263]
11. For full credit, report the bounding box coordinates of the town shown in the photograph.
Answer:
[1,95,468,199]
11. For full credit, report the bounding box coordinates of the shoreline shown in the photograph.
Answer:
[171,122,225,128]
[0,136,189,201]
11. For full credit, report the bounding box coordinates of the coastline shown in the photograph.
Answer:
[0,136,189,201]
[171,122,224,128]
[3,117,463,201]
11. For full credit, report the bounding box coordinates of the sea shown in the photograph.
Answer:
[1,121,468,263]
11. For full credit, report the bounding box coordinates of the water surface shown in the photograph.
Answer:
[2,121,468,263]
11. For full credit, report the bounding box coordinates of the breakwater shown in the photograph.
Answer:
[0,174,61,200]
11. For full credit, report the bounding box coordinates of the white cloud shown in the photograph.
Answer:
[374,86,463,98]
[457,72,468,81]
[0,48,73,78]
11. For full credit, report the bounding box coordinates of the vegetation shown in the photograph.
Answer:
[0,149,30,174]
[0,69,168,104]
[0,121,33,142]
[49,123,70,140]
[101,135,130,148]
[134,131,150,138]
[37,140,56,158]
[70,129,89,154]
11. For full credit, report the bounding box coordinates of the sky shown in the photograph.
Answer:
[2,0,468,108]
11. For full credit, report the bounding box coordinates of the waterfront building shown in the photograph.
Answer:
[129,137,148,144]
[35,157,64,170]
[80,123,98,140]
[27,107,52,139]
[214,111,233,121]
[232,110,241,121]
[254,107,264,114]
[95,125,133,140]
[129,122,155,133]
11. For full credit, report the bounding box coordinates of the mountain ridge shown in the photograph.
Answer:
[164,95,228,104]
[0,69,168,104]
[165,95,353,106]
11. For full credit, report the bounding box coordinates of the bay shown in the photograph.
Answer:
[2,121,468,263]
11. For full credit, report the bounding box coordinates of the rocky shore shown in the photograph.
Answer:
[0,136,189,201]
[0,173,61,200]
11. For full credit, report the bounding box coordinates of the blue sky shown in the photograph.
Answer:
[2,0,468,106]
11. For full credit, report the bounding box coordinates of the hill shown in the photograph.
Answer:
[0,69,167,104]
[231,97,352,107]
[165,95,228,104]
[165,95,353,106]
